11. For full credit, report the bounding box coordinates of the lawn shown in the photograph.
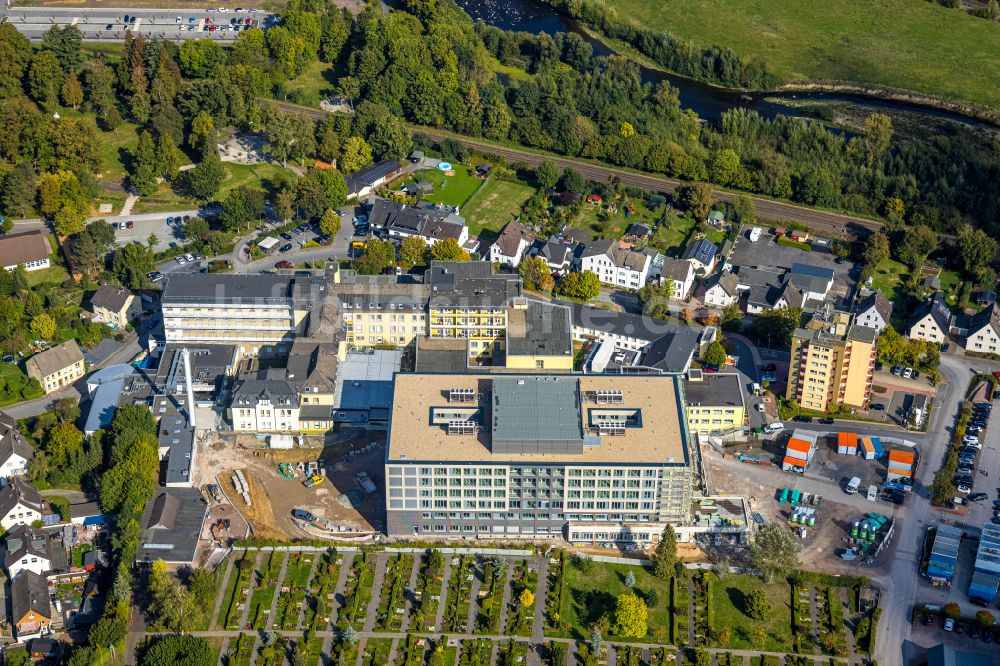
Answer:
[599,0,1000,109]
[391,164,484,208]
[571,198,667,246]
[868,258,910,305]
[133,163,296,214]
[462,178,535,237]
[651,213,699,256]
[280,60,335,108]
[558,560,671,643]
[709,574,794,653]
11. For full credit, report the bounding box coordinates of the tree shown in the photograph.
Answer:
[430,238,471,262]
[560,167,586,194]
[129,131,159,196]
[355,238,395,275]
[637,281,674,318]
[61,73,84,109]
[138,635,214,666]
[188,111,216,152]
[30,313,56,341]
[178,39,225,78]
[559,270,601,300]
[28,50,64,110]
[588,626,604,654]
[976,610,996,627]
[319,208,342,238]
[184,148,225,200]
[368,111,412,160]
[0,24,31,98]
[731,195,756,226]
[624,570,636,588]
[862,232,890,269]
[694,648,711,666]
[613,592,648,638]
[340,136,373,174]
[340,626,359,645]
[220,186,266,232]
[1,163,38,218]
[535,160,559,190]
[704,340,727,367]
[709,148,741,186]
[188,568,217,611]
[862,113,893,164]
[275,187,295,223]
[743,589,772,620]
[748,306,802,349]
[38,170,89,236]
[518,256,555,291]
[155,133,181,181]
[519,588,535,607]
[400,236,428,267]
[942,602,961,620]
[42,25,84,71]
[895,224,937,270]
[680,183,713,221]
[749,523,800,581]
[653,525,678,581]
[957,224,998,277]
[111,242,154,289]
[45,421,83,466]
[54,397,80,423]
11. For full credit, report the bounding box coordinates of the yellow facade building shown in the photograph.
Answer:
[786,307,878,412]
[683,372,747,436]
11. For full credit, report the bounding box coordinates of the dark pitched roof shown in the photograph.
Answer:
[682,239,717,265]
[161,274,325,308]
[684,372,743,407]
[11,571,50,623]
[581,239,650,272]
[4,525,51,570]
[708,271,740,297]
[231,378,299,405]
[568,302,699,346]
[853,290,893,323]
[909,292,953,333]
[624,223,652,238]
[137,488,208,565]
[415,337,471,373]
[559,227,591,245]
[345,159,402,194]
[147,493,179,529]
[789,262,834,294]
[0,478,45,517]
[427,261,521,308]
[90,284,134,313]
[492,221,537,258]
[968,302,1000,338]
[0,230,50,268]
[660,257,692,282]
[0,412,33,464]
[636,326,700,373]
[538,239,574,266]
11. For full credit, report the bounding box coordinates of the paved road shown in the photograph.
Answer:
[2,7,278,41]
[264,99,883,238]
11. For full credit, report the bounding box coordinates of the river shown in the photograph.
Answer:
[456,0,994,128]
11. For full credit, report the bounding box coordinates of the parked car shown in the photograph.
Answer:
[970,493,990,502]
[755,403,765,414]
[291,508,315,522]
[175,256,188,264]
[275,260,293,269]
[958,484,973,494]
[281,232,293,241]
[945,618,955,632]
[902,367,913,378]
[793,415,813,423]
[921,613,933,627]
[819,418,834,425]
[280,243,293,252]
[761,372,778,382]
[126,220,134,229]
[871,403,885,411]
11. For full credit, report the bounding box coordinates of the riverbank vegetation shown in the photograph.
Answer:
[542,0,1000,111]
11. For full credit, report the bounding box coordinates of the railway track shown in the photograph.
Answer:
[264,99,884,238]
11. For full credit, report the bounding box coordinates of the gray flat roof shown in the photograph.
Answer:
[428,262,521,307]
[683,373,744,408]
[506,300,573,358]
[415,337,471,373]
[334,350,402,413]
[154,345,236,390]
[491,377,584,445]
[161,274,326,306]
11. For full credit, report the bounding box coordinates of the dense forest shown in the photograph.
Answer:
[0,0,999,243]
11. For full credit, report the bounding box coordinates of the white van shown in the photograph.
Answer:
[749,226,762,242]
[749,382,762,396]
[763,422,784,434]
[845,477,861,495]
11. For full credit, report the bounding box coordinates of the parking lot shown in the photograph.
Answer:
[727,228,856,306]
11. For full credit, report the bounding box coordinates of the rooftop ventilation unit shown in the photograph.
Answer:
[448,388,475,403]
[447,421,478,435]
[593,389,624,405]
[598,425,626,436]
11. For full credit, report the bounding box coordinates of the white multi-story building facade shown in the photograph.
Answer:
[229,378,301,431]
[580,240,651,290]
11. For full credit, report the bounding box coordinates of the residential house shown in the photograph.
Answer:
[25,341,85,395]
[4,525,53,578]
[29,638,59,661]
[367,199,471,250]
[345,159,402,198]
[0,479,45,530]
[580,239,651,289]
[229,372,301,432]
[571,302,699,373]
[534,238,576,274]
[0,412,33,482]
[852,290,893,333]
[966,304,1000,355]
[137,488,209,566]
[682,239,718,273]
[736,266,798,314]
[0,230,50,272]
[622,223,652,244]
[488,220,536,267]
[287,340,338,433]
[684,372,747,436]
[702,272,740,308]
[11,571,51,641]
[659,258,695,300]
[906,293,952,344]
[90,284,141,328]
[705,210,726,226]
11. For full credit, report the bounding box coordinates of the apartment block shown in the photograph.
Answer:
[160,275,325,355]
[385,373,693,545]
[683,372,746,436]
[786,306,878,412]
[334,271,429,350]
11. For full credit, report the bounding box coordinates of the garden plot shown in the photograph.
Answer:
[542,552,565,635]
[338,552,377,632]
[504,558,538,637]
[302,550,341,634]
[375,552,414,632]
[275,553,314,630]
[410,549,445,632]
[360,638,393,666]
[221,551,256,630]
[442,555,477,633]
[474,555,507,635]
[247,551,283,630]
[458,638,493,666]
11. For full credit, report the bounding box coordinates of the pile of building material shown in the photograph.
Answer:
[231,469,252,507]
[887,449,915,483]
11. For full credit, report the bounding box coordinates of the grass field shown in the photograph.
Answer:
[392,165,483,208]
[709,574,793,652]
[560,560,671,642]
[462,178,535,237]
[600,0,1000,109]
[281,60,335,108]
